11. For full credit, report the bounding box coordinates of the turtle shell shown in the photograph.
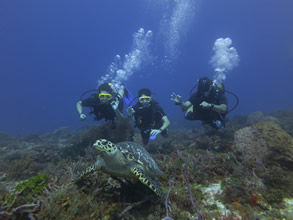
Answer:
[116,141,163,176]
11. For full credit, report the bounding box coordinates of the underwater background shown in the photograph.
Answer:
[1,0,293,219]
[0,0,292,134]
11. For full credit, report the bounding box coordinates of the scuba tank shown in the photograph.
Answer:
[123,87,136,107]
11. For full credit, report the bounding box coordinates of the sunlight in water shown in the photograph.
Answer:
[161,0,199,62]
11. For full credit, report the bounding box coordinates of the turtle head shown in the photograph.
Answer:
[93,139,117,155]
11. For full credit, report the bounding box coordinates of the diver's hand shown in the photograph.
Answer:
[171,92,182,104]
[200,101,212,109]
[127,107,135,117]
[111,98,119,110]
[80,113,86,120]
[150,129,161,136]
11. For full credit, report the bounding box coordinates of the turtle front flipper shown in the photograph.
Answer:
[74,159,103,186]
[131,167,165,198]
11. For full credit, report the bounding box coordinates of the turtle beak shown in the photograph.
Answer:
[94,145,107,153]
[93,139,100,146]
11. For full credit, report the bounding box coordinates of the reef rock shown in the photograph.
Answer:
[233,124,268,165]
[271,109,293,136]
[245,112,279,126]
[255,121,293,170]
[233,121,293,170]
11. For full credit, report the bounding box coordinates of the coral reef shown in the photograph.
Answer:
[4,174,48,207]
[0,174,51,219]
[233,121,293,170]
[0,110,293,219]
[233,125,269,165]
[255,121,293,170]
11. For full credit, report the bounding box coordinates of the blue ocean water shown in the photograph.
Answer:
[0,0,292,135]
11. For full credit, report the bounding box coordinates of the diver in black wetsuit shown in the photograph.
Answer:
[127,88,171,145]
[171,77,228,129]
[76,83,125,126]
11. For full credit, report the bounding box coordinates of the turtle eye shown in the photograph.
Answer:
[101,139,108,145]
[93,140,101,146]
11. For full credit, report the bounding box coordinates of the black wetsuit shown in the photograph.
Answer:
[187,86,228,127]
[132,101,167,144]
[81,93,123,122]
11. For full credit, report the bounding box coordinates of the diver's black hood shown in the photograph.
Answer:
[98,83,113,94]
[138,88,151,97]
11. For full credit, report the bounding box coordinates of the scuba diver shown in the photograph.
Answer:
[76,83,125,127]
[171,77,229,129]
[127,88,171,145]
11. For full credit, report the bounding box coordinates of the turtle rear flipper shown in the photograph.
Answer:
[131,167,165,198]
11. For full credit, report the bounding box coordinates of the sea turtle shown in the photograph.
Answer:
[75,139,165,198]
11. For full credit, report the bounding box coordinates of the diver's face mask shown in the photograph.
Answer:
[139,95,152,108]
[99,91,112,103]
[198,78,212,96]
